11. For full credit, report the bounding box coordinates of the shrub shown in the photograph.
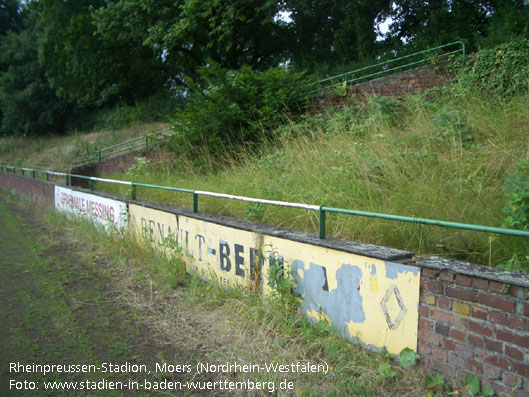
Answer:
[454,39,529,99]
[174,63,308,151]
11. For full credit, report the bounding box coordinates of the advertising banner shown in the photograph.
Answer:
[129,204,420,354]
[54,186,127,231]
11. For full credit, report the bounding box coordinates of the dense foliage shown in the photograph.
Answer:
[175,64,307,150]
[0,0,528,136]
[455,39,529,98]
[503,160,529,231]
[0,6,74,136]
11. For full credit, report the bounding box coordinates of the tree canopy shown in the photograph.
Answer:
[0,0,527,136]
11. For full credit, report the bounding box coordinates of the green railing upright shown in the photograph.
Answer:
[71,127,175,169]
[304,41,465,97]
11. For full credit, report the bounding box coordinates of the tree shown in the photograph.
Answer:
[93,0,289,87]
[481,0,529,47]
[380,0,529,52]
[37,0,166,107]
[283,0,390,68]
[0,0,23,35]
[0,4,73,135]
[0,0,25,132]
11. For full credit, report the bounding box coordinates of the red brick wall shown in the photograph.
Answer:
[0,171,54,206]
[311,62,452,111]
[349,63,452,99]
[418,259,529,395]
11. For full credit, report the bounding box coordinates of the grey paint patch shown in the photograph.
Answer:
[384,260,419,280]
[292,261,365,339]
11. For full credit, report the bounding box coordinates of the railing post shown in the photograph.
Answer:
[65,174,69,186]
[32,170,36,178]
[131,184,136,200]
[99,150,102,162]
[318,206,326,239]
[21,169,24,176]
[145,136,149,148]
[193,192,198,213]
[90,178,94,192]
[46,172,49,182]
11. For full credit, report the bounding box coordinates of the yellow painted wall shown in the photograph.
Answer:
[129,204,420,354]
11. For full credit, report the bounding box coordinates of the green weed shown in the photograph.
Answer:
[461,374,495,396]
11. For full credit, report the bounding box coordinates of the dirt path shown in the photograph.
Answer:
[0,191,212,396]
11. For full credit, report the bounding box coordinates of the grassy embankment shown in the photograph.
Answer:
[0,121,169,172]
[1,89,528,270]
[99,91,529,271]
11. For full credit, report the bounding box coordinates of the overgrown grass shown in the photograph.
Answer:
[44,208,443,396]
[0,122,169,171]
[100,90,529,270]
[1,78,528,271]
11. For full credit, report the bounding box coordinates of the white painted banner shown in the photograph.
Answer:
[54,186,127,231]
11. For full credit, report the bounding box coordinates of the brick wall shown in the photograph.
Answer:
[0,171,54,206]
[349,62,452,99]
[418,257,529,395]
[71,148,174,189]
[311,62,453,111]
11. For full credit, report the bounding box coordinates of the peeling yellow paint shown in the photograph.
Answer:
[369,275,379,292]
[129,204,420,355]
[345,266,420,354]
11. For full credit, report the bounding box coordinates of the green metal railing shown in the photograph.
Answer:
[304,41,465,97]
[2,164,529,241]
[71,127,175,168]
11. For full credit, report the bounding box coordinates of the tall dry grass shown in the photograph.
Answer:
[102,92,529,269]
[0,122,169,171]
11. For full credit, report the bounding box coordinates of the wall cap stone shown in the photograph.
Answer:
[130,199,415,263]
[417,256,529,288]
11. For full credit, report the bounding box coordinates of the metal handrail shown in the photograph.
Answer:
[72,127,174,168]
[2,164,529,241]
[304,41,465,96]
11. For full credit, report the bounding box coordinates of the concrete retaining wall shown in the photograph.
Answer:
[1,171,528,394]
[129,201,420,355]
